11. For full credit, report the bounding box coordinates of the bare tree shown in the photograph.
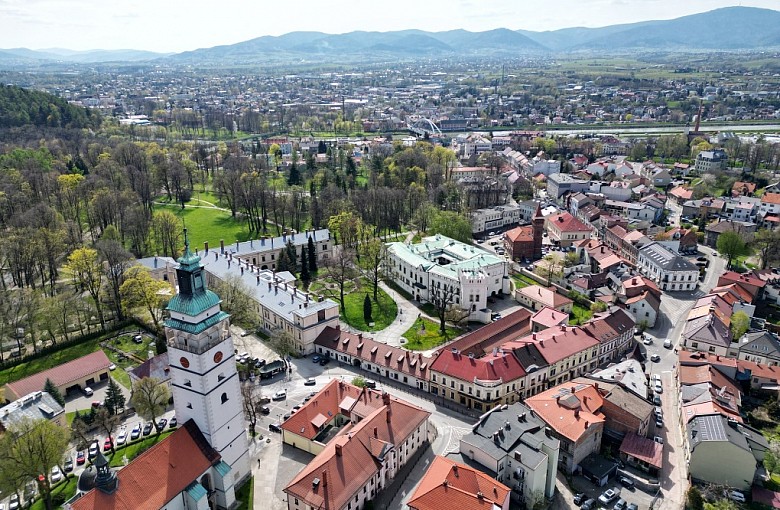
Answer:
[321,247,358,314]
[429,281,466,334]
[241,382,265,437]
[93,407,120,453]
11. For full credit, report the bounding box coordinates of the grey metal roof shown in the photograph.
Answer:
[639,242,698,271]
[688,414,766,454]
[225,229,331,256]
[0,391,64,429]
[740,331,780,358]
[201,252,338,323]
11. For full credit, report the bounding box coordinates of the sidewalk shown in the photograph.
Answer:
[251,434,286,510]
[363,281,437,348]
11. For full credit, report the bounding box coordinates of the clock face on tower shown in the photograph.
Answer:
[213,351,223,364]
[180,356,190,368]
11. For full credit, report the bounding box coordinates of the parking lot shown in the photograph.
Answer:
[556,474,657,510]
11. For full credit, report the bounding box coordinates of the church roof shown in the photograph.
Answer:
[71,420,221,510]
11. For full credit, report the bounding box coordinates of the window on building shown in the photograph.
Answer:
[221,392,229,404]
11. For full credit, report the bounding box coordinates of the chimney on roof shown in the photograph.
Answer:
[382,392,390,406]
[220,239,224,254]
[322,471,328,487]
[358,333,362,340]
[235,241,239,251]
[214,252,218,261]
[571,386,576,393]
[241,267,244,275]
[574,408,580,419]
[585,421,589,429]
[373,427,378,438]
[335,444,343,457]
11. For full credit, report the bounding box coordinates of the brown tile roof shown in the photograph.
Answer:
[72,420,219,510]
[442,308,531,357]
[282,379,373,440]
[531,306,570,329]
[581,308,635,345]
[669,186,693,200]
[314,327,432,380]
[762,192,780,205]
[407,456,510,510]
[525,383,605,442]
[6,350,111,399]
[620,433,662,469]
[678,365,741,407]
[285,392,430,510]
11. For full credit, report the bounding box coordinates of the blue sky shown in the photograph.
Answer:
[0,0,777,53]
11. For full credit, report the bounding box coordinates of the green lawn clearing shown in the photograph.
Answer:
[342,287,398,332]
[0,338,102,386]
[153,204,252,251]
[108,429,174,467]
[569,304,593,325]
[402,318,459,351]
[512,273,540,289]
[235,476,255,510]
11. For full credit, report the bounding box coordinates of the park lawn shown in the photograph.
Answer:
[342,286,398,332]
[235,476,254,510]
[569,304,593,326]
[153,204,252,250]
[103,351,134,389]
[108,430,174,467]
[512,273,539,289]
[30,476,78,510]
[402,318,459,351]
[0,338,101,386]
[111,334,155,359]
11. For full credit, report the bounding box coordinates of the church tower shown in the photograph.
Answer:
[164,230,250,485]
[532,202,545,260]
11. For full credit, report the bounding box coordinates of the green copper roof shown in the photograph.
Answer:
[177,228,202,271]
[165,311,229,335]
[214,460,232,476]
[185,481,207,501]
[166,290,221,317]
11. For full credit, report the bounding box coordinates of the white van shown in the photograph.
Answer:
[663,339,673,349]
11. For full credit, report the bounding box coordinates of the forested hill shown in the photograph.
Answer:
[0,85,100,129]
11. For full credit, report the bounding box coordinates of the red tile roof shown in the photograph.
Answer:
[72,420,219,510]
[407,456,510,510]
[504,225,534,243]
[282,379,373,440]
[285,392,430,510]
[442,308,531,357]
[620,433,662,469]
[6,350,111,399]
[429,348,526,385]
[762,192,780,205]
[737,359,780,383]
[516,285,574,310]
[669,186,693,200]
[314,327,432,380]
[504,326,599,365]
[525,383,605,442]
[547,212,593,233]
[531,306,569,329]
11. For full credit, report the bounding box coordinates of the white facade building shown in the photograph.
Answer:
[636,242,699,291]
[471,204,524,234]
[386,235,510,323]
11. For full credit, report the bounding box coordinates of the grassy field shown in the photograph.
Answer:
[154,203,252,250]
[0,338,102,386]
[235,476,255,510]
[30,476,78,510]
[309,275,398,332]
[108,430,174,467]
[569,303,593,326]
[402,318,459,351]
[511,273,540,289]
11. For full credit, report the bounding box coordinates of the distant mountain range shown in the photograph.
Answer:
[2,7,779,65]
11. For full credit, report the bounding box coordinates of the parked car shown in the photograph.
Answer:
[319,357,330,366]
[727,491,746,503]
[169,416,178,428]
[627,504,638,510]
[76,451,86,465]
[63,457,74,472]
[656,418,664,429]
[613,499,626,510]
[133,334,143,344]
[50,465,63,483]
[304,377,316,386]
[663,338,673,348]
[581,498,596,510]
[312,355,321,363]
[650,354,661,362]
[131,423,142,440]
[260,406,270,415]
[654,407,663,418]
[273,390,287,400]
[116,428,128,445]
[643,337,653,345]
[88,441,99,459]
[9,494,19,510]
[143,422,153,436]
[653,394,662,405]
[573,493,586,505]
[364,379,377,389]
[103,437,113,452]
[157,418,168,429]
[598,488,619,505]
[83,386,94,397]
[269,423,282,433]
[654,436,664,444]
[618,476,635,490]
[654,383,663,394]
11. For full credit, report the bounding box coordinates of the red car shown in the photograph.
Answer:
[76,451,86,465]
[103,437,113,452]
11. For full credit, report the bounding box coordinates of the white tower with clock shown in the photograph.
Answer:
[164,231,251,491]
